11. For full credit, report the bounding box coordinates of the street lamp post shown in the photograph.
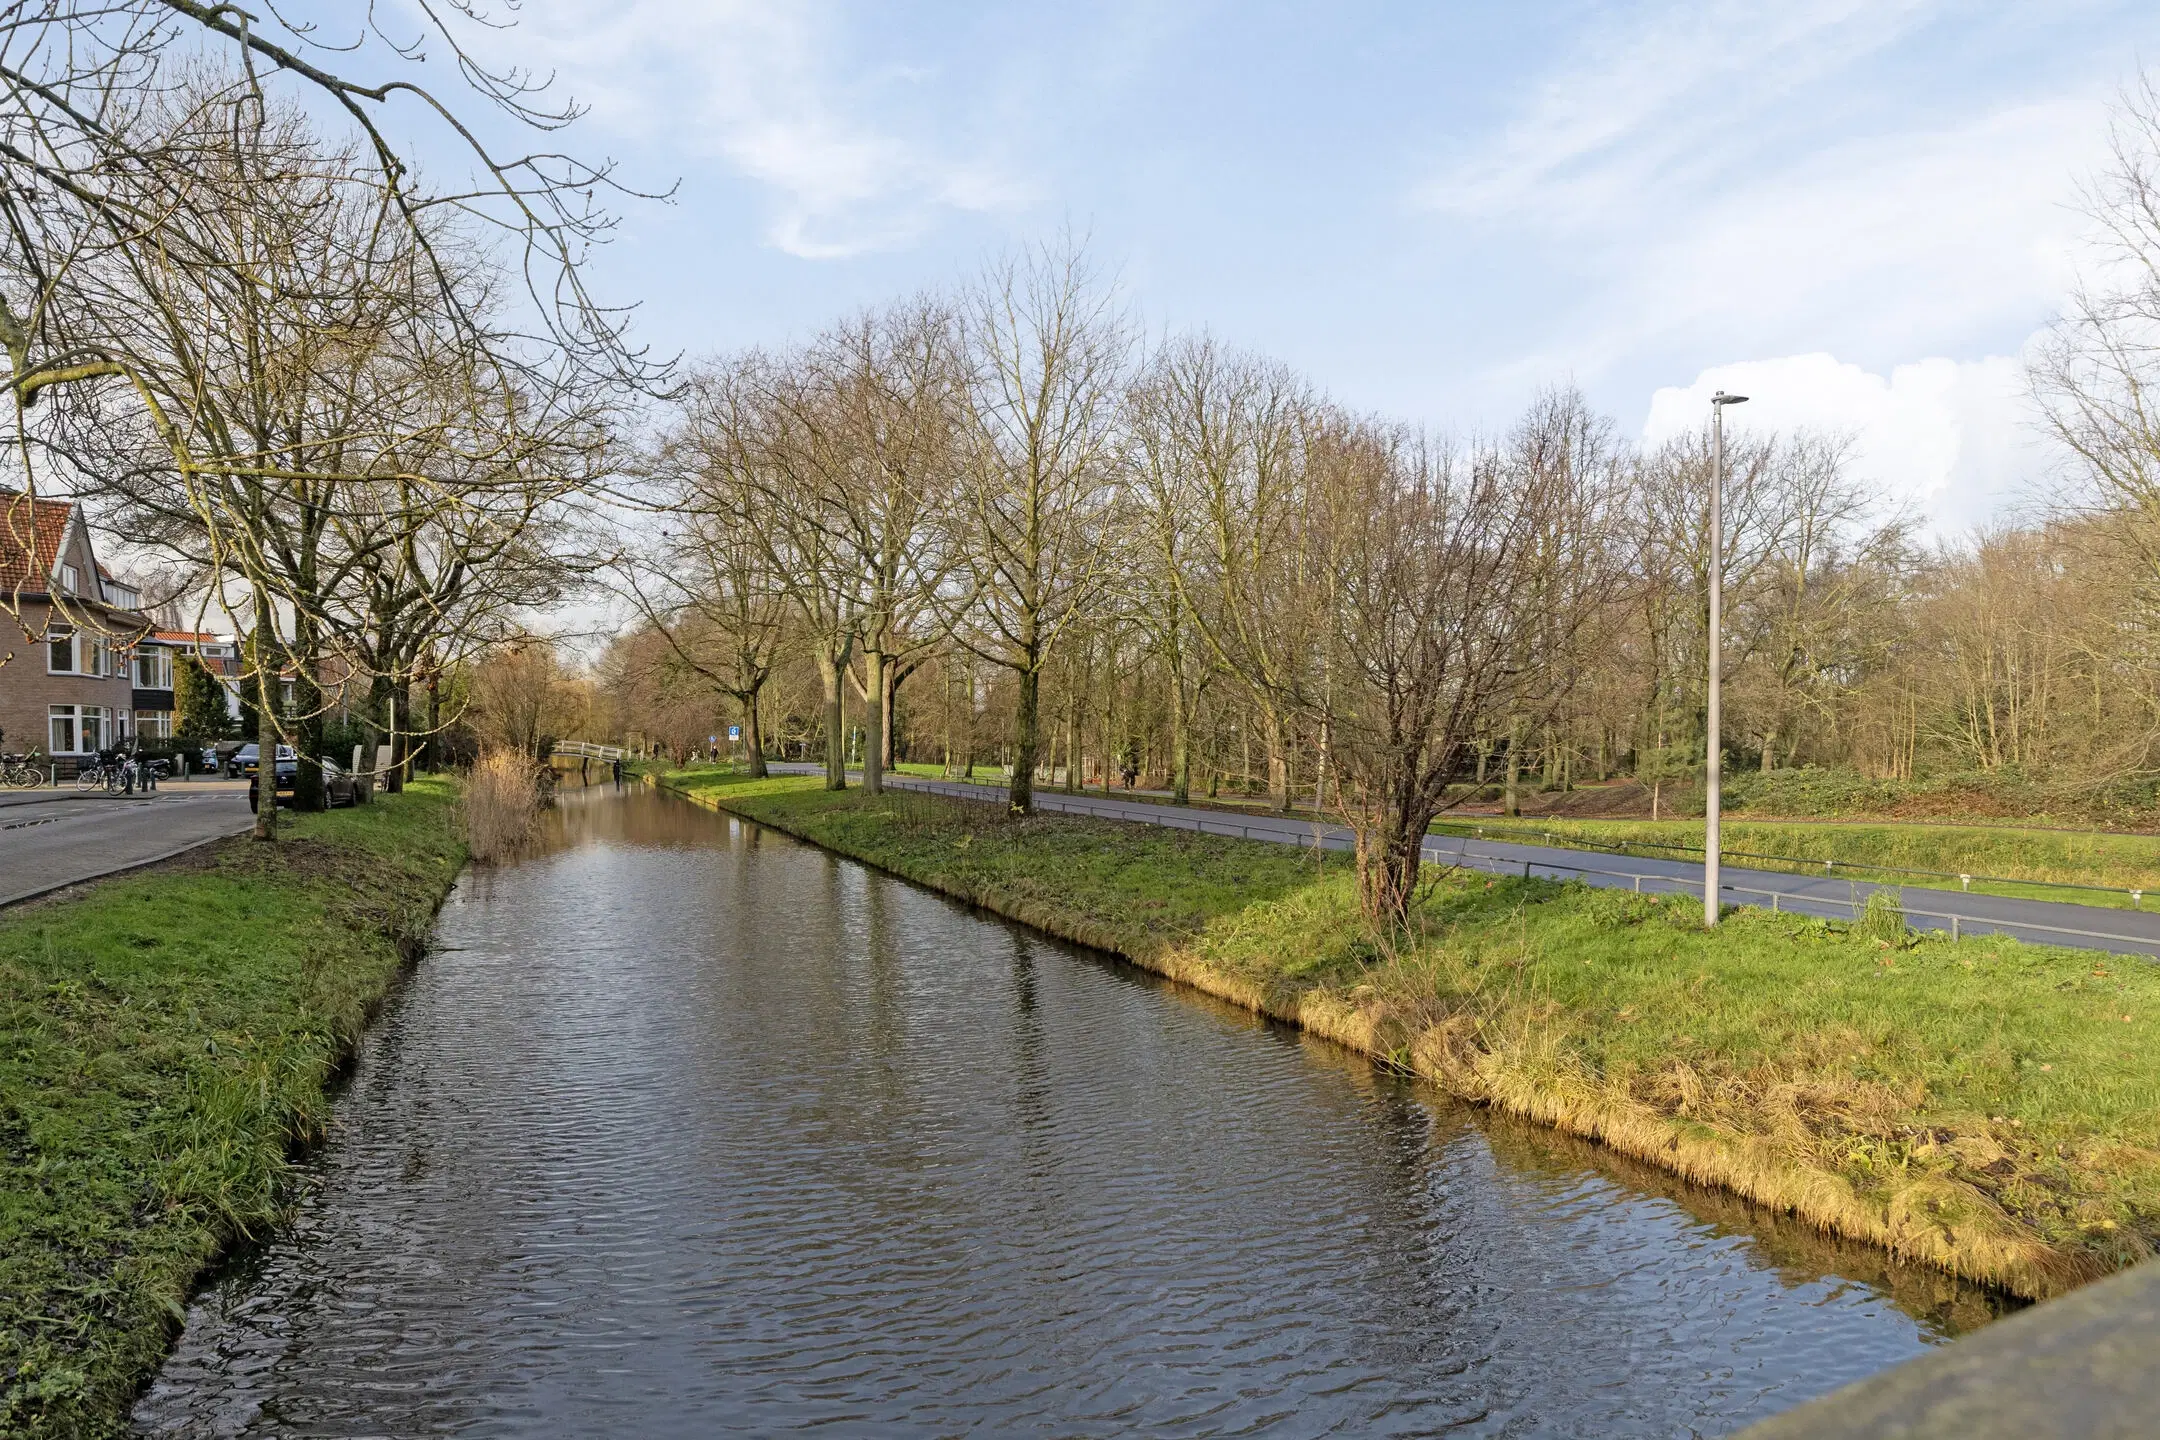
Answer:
[1706,390,1748,927]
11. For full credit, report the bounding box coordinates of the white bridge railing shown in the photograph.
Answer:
[551,740,626,762]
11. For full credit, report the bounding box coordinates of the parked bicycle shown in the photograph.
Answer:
[75,751,126,794]
[0,750,45,788]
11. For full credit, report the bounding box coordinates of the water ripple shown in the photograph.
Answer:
[134,787,2002,1438]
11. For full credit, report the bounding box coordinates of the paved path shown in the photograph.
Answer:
[771,766,2160,958]
[0,783,254,907]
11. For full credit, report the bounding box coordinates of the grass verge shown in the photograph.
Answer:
[653,764,2160,1302]
[0,780,466,1438]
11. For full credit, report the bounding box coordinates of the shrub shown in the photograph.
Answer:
[463,749,543,861]
[1856,888,1908,946]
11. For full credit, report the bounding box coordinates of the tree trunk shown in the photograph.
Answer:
[744,683,769,778]
[861,647,886,794]
[250,597,278,841]
[1170,677,1192,805]
[291,613,325,813]
[1009,664,1040,814]
[882,663,900,771]
[1062,683,1080,794]
[389,681,412,793]
[1503,715,1524,817]
[422,666,442,774]
[962,667,977,779]
[1355,794,1439,927]
[1264,707,1290,812]
[817,650,847,791]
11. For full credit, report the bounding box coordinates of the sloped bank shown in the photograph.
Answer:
[0,781,467,1439]
[654,767,2160,1306]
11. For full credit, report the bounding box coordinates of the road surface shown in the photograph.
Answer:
[769,765,2160,958]
[0,782,255,907]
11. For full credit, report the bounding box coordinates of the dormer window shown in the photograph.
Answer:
[56,562,78,594]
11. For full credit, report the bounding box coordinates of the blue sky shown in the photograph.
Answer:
[408,0,2160,533]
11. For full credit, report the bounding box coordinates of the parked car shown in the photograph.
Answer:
[227,744,296,779]
[247,757,360,809]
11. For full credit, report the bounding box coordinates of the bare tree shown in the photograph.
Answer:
[2035,73,2160,609]
[949,242,1131,813]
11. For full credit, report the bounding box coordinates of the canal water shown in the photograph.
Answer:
[133,785,2002,1437]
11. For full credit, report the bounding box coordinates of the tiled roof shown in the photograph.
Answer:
[153,630,230,644]
[0,488,72,596]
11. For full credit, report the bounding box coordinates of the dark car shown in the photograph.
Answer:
[247,757,360,809]
[228,743,295,779]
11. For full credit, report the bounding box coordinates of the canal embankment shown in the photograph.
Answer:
[0,780,465,1439]
[652,765,2160,1305]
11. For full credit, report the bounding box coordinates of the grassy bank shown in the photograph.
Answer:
[654,765,2160,1302]
[0,781,466,1438]
[1438,817,2160,909]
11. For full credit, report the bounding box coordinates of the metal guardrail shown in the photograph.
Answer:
[1434,821,2151,908]
[874,774,2160,957]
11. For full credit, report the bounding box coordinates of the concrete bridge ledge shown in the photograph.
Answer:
[1739,1261,2159,1438]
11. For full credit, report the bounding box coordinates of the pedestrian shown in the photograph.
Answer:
[612,756,624,788]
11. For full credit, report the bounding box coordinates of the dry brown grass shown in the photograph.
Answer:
[463,749,544,862]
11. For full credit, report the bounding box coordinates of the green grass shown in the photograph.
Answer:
[0,781,467,1438]
[1440,817,2160,909]
[655,765,2160,1300]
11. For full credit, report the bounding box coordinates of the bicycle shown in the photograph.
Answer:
[75,753,125,794]
[0,750,45,788]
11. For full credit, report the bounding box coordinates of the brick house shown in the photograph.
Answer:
[0,489,155,759]
[147,629,244,734]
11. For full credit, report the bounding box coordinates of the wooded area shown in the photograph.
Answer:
[602,86,2160,917]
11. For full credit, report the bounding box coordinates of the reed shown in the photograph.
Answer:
[463,749,544,861]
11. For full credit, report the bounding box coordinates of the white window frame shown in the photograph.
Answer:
[47,628,77,675]
[134,647,173,689]
[134,710,174,740]
[48,705,107,754]
[56,562,79,594]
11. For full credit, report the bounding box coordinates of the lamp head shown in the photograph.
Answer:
[1711,391,1749,406]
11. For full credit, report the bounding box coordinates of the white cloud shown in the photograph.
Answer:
[473,1,1028,258]
[1419,0,1943,225]
[1642,352,2047,534]
[1603,95,2105,364]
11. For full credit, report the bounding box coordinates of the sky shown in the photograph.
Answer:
[377,0,2160,537]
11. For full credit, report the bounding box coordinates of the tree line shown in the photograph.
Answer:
[609,74,2160,920]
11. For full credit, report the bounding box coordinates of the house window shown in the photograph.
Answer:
[134,647,172,689]
[134,710,173,740]
[48,705,107,754]
[48,628,74,674]
[57,562,78,594]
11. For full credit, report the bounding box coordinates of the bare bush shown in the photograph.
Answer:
[464,750,545,863]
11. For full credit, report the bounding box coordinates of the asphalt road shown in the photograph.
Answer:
[0,782,255,907]
[770,765,2160,958]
